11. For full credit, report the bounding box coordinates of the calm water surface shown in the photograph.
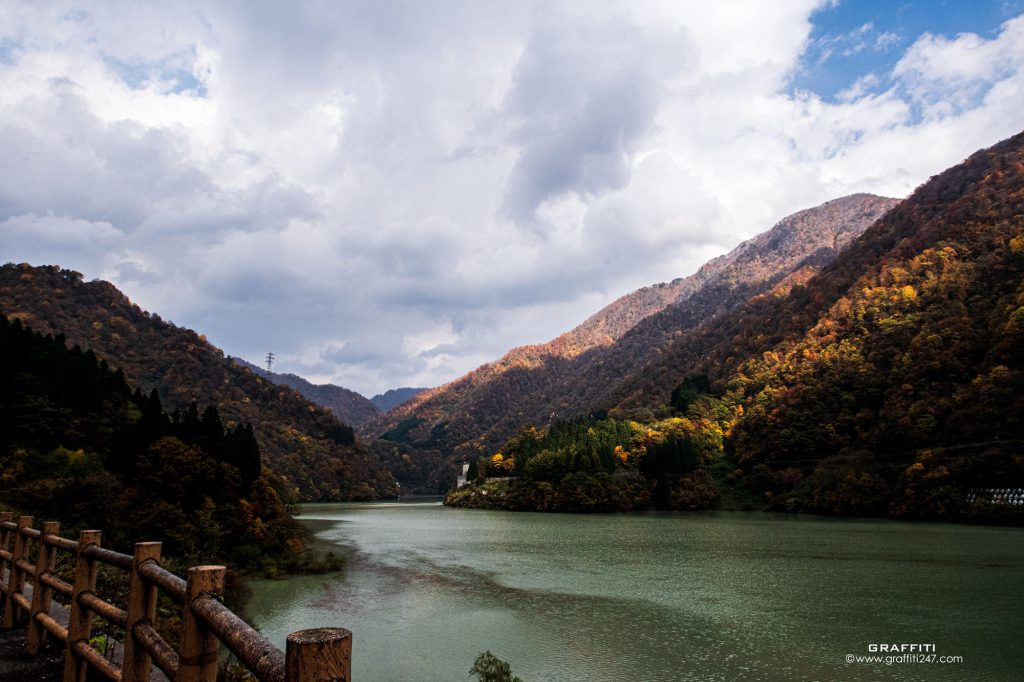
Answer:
[247,503,1024,681]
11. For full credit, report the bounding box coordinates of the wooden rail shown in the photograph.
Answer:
[0,512,352,681]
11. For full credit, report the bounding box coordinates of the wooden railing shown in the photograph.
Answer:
[0,512,351,682]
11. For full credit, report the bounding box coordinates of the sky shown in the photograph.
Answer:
[2,1,1024,397]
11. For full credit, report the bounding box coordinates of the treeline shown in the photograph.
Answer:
[0,313,322,573]
[446,408,723,513]
[450,365,1023,522]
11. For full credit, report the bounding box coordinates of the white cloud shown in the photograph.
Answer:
[402,323,460,358]
[1,213,122,269]
[2,1,1023,397]
[892,15,1024,117]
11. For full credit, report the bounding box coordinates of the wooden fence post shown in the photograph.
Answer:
[285,628,352,682]
[63,530,102,682]
[0,511,12,594]
[122,541,162,682]
[27,521,60,653]
[1,515,32,629]
[178,565,226,682]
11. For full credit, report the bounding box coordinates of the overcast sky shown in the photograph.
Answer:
[3,1,1024,396]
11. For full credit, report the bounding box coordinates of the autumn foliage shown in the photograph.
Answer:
[0,313,315,572]
[0,264,397,502]
[450,130,1024,523]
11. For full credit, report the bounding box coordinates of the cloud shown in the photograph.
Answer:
[1,1,1023,396]
[1,213,122,269]
[892,15,1024,117]
[498,12,689,227]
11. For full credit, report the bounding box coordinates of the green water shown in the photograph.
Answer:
[246,503,1024,681]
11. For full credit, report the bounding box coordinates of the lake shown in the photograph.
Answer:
[246,503,1024,681]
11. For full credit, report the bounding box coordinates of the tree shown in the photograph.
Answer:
[469,652,522,682]
[223,422,262,486]
[671,374,711,413]
[641,435,702,508]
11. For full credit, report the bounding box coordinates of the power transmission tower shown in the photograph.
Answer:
[265,351,275,372]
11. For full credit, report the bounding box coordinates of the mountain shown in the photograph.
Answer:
[545,193,897,355]
[365,193,899,491]
[628,129,1024,518]
[0,264,397,501]
[449,129,1024,522]
[232,358,381,426]
[228,359,426,423]
[603,130,1024,419]
[371,387,427,412]
[0,312,312,571]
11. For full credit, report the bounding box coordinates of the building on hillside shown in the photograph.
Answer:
[966,488,1024,505]
[456,462,469,488]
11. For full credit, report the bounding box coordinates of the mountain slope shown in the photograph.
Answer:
[554,193,896,353]
[604,130,1024,422]
[651,131,1024,471]
[366,193,898,489]
[450,129,1024,522]
[232,357,381,426]
[0,312,311,569]
[0,264,397,501]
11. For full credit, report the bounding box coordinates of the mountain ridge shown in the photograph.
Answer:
[371,387,427,412]
[229,358,427,423]
[365,193,900,491]
[232,357,381,426]
[604,130,1024,418]
[0,264,397,501]
[447,129,1024,521]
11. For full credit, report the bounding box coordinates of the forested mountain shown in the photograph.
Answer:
[229,359,426,424]
[367,193,898,491]
[449,130,1024,522]
[551,193,899,354]
[232,357,381,426]
[0,313,312,571]
[0,264,397,501]
[371,387,427,412]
